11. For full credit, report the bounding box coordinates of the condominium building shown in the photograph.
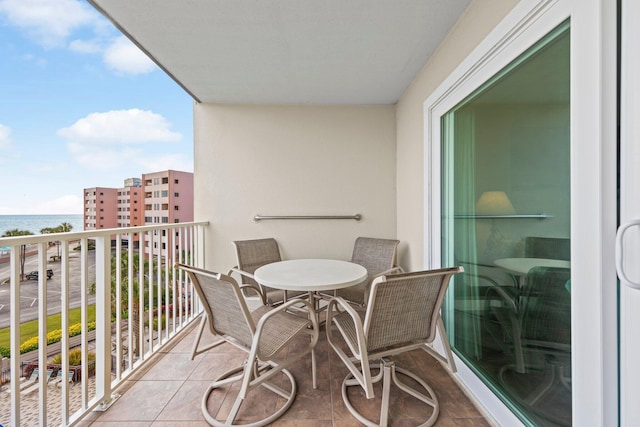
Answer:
[84,171,193,237]
[117,178,144,229]
[141,170,194,226]
[83,187,118,230]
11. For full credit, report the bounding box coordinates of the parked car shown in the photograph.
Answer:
[25,269,54,280]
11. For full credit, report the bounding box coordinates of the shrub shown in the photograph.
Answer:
[51,348,95,366]
[0,346,9,358]
[18,321,97,354]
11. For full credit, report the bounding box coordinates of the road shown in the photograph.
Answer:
[0,247,97,329]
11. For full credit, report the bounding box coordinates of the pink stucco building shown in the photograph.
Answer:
[84,171,193,235]
[83,187,118,230]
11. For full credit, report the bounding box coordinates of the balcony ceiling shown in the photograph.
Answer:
[90,0,472,104]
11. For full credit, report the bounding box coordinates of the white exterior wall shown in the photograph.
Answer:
[395,0,519,271]
[194,104,396,272]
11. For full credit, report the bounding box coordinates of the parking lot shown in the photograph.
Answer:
[0,247,96,329]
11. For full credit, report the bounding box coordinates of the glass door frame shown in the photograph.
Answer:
[619,0,640,424]
[423,0,617,425]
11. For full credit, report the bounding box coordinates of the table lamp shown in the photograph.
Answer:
[476,191,515,259]
[475,191,516,216]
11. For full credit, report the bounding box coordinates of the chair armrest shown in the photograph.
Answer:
[229,267,256,282]
[375,266,405,277]
[228,267,267,304]
[253,297,319,358]
[326,296,367,360]
[484,282,519,313]
[239,284,266,305]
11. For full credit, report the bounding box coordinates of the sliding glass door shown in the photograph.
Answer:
[440,23,571,426]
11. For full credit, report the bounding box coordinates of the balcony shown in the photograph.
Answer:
[0,225,488,426]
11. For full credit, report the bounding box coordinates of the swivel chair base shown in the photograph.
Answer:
[202,364,297,427]
[342,359,439,427]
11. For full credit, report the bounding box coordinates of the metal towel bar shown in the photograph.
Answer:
[254,214,362,222]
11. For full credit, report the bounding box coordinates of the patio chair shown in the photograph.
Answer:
[20,367,39,388]
[334,237,402,306]
[176,263,319,427]
[20,368,53,396]
[327,267,463,427]
[485,266,571,406]
[232,238,306,305]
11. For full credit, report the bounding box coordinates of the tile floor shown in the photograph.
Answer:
[79,320,491,426]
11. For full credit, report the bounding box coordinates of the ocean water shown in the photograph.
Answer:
[0,214,83,238]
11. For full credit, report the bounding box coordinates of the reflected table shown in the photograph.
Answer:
[494,257,571,290]
[494,257,570,276]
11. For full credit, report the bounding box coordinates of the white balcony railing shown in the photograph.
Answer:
[0,221,207,426]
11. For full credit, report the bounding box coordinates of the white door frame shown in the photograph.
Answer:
[423,0,617,425]
[618,0,640,424]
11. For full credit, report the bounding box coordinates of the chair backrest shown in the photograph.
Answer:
[234,238,282,286]
[525,236,570,261]
[364,267,462,352]
[521,266,571,348]
[179,264,255,348]
[351,237,399,277]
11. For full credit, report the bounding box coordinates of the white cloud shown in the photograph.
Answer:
[34,194,84,215]
[138,153,193,174]
[58,109,182,145]
[0,124,12,149]
[0,0,98,48]
[59,109,189,173]
[67,142,145,171]
[103,36,156,75]
[69,39,101,54]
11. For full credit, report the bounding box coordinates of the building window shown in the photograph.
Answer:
[162,217,169,223]
[174,179,179,184]
[174,192,179,197]
[174,219,180,223]
[161,190,168,197]
[174,206,179,211]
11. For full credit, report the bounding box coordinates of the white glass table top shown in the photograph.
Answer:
[254,258,367,292]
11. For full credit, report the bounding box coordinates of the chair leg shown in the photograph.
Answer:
[191,314,225,360]
[342,359,440,427]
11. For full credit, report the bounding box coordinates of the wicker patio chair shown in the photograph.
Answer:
[327,267,463,427]
[334,237,402,306]
[485,266,571,406]
[232,238,305,305]
[177,263,319,427]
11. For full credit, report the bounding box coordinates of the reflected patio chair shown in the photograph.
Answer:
[486,266,571,407]
[334,237,402,306]
[232,238,305,305]
[327,267,463,427]
[177,263,319,427]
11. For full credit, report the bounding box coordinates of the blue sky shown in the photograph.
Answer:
[0,0,194,215]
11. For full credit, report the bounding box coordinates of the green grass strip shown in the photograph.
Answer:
[0,305,96,349]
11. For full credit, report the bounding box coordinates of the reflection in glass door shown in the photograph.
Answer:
[440,23,571,426]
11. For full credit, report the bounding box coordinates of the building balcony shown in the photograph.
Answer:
[0,224,488,426]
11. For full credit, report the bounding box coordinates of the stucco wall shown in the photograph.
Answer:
[194,104,396,273]
[395,0,519,271]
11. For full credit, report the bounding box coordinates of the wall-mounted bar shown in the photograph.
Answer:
[254,214,362,222]
[453,214,552,219]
